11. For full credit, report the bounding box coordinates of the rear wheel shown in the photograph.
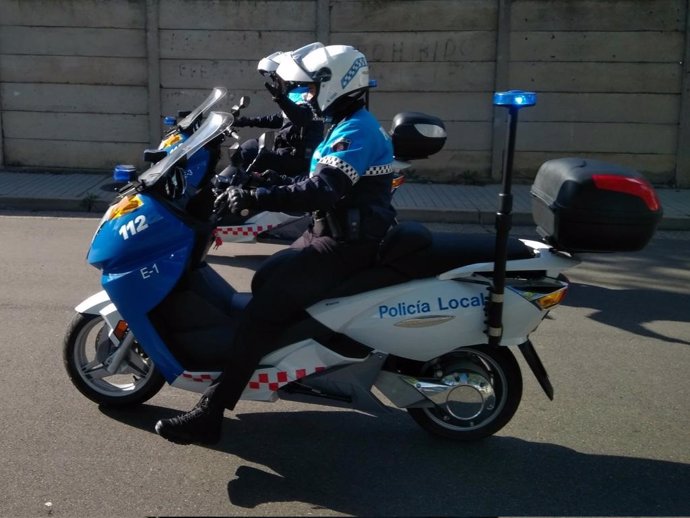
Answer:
[407,346,522,441]
[63,313,165,407]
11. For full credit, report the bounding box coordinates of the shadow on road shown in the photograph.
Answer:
[101,404,689,517]
[565,282,690,345]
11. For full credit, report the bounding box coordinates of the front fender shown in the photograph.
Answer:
[75,291,111,314]
[74,292,124,346]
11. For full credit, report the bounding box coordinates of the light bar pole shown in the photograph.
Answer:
[487,90,536,346]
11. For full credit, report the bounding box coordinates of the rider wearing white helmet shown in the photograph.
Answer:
[155,44,395,446]
[250,44,396,238]
[228,47,325,177]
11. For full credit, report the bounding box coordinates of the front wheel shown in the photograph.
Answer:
[407,346,522,441]
[63,313,165,407]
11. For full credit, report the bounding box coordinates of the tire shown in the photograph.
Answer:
[63,313,166,407]
[407,346,522,441]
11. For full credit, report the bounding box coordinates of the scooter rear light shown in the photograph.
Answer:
[592,174,661,211]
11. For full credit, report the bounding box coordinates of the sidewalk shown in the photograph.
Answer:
[0,170,688,230]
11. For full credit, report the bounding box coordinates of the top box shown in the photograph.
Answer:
[390,112,446,161]
[530,158,663,253]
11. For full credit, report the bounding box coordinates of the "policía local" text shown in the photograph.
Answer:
[378,293,487,319]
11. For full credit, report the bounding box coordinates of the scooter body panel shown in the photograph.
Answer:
[308,276,544,360]
[87,192,196,382]
[169,339,364,399]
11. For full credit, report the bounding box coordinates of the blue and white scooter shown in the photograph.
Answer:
[63,92,661,440]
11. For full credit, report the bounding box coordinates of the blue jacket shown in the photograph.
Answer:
[255,106,396,240]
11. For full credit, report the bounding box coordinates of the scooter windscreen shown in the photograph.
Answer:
[137,111,234,188]
[176,87,228,131]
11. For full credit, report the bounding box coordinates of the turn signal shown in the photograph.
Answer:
[534,287,568,310]
[160,133,182,150]
[113,320,129,341]
[107,195,143,221]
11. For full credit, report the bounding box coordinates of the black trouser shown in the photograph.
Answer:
[204,232,380,410]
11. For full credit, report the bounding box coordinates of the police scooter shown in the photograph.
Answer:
[63,92,662,441]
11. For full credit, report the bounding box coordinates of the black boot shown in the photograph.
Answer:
[155,396,224,445]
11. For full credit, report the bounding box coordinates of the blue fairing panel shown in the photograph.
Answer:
[87,194,195,380]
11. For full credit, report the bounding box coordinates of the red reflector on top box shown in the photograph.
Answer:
[530,158,663,252]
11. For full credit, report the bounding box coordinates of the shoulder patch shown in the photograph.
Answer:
[331,138,351,152]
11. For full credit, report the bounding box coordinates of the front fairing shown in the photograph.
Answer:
[88,192,194,308]
[85,192,194,380]
[89,110,234,274]
[83,111,234,381]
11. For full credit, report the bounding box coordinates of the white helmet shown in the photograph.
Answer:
[276,44,369,115]
[257,51,285,77]
[258,44,326,79]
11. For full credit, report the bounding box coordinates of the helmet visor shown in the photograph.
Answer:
[275,54,314,83]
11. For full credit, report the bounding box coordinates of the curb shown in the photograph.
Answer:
[395,208,536,227]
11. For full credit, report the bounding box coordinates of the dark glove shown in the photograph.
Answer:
[228,188,256,217]
[233,116,250,128]
[212,166,249,194]
[247,169,285,188]
[260,169,284,186]
[211,173,232,195]
[264,81,284,101]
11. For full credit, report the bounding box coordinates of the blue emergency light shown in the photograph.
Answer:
[163,116,177,126]
[113,164,137,183]
[493,90,537,108]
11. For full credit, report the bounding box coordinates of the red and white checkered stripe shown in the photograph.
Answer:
[248,366,326,391]
[215,224,275,237]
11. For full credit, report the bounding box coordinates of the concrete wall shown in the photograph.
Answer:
[0,0,688,187]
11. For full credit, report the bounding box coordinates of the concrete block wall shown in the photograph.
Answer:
[0,0,689,187]
[0,0,151,172]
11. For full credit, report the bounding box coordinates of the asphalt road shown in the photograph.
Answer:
[0,212,688,517]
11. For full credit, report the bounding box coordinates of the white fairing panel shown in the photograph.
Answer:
[240,339,363,401]
[172,339,362,400]
[308,277,544,361]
